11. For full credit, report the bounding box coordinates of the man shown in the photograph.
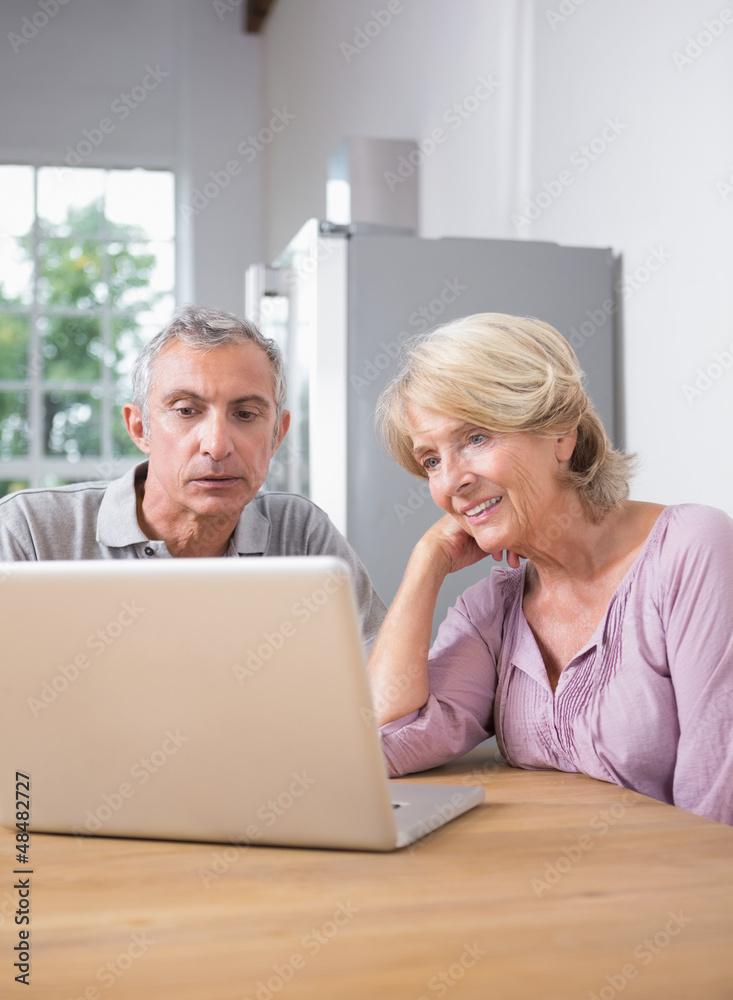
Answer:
[0,305,386,649]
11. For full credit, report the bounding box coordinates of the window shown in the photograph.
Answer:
[0,165,175,497]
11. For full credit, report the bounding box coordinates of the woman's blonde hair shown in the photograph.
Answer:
[376,313,633,523]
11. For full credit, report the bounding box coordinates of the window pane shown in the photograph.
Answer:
[139,295,174,329]
[0,314,30,378]
[0,236,33,306]
[112,382,141,458]
[110,347,137,459]
[0,165,34,236]
[8,165,174,484]
[44,390,101,458]
[37,168,106,237]
[0,479,29,498]
[37,238,106,308]
[108,241,173,311]
[111,313,158,379]
[0,391,30,458]
[107,169,175,240]
[113,426,141,459]
[40,315,103,380]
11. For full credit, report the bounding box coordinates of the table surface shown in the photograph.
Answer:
[2,746,732,1000]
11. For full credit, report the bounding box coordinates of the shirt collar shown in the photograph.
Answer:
[97,461,271,555]
[230,495,270,555]
[97,462,150,547]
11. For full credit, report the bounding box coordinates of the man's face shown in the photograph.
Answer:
[125,339,289,524]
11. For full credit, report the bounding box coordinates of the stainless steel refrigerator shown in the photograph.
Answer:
[246,221,617,633]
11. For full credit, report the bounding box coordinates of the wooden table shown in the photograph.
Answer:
[2,746,732,1000]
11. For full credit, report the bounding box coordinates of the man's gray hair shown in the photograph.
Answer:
[131,304,287,436]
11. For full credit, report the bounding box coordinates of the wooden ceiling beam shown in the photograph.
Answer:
[244,0,278,33]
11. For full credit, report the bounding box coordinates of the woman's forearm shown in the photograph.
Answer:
[367,542,449,726]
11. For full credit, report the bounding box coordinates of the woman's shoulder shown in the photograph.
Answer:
[631,504,733,631]
[653,502,733,547]
[643,503,733,578]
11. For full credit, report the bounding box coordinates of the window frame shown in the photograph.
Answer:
[0,164,176,492]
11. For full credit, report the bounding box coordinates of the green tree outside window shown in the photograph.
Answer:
[0,166,175,496]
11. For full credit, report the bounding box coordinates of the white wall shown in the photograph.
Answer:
[262,0,523,254]
[0,0,264,313]
[175,0,263,310]
[527,0,733,513]
[262,0,733,514]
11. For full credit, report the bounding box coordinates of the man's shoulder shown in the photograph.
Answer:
[240,491,345,558]
[0,481,113,560]
[0,479,110,514]
[250,490,332,523]
[0,466,143,560]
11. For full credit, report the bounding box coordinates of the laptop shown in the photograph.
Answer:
[0,556,483,851]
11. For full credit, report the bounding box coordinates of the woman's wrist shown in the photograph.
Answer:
[410,533,454,582]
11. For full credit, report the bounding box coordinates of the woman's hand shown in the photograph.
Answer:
[417,514,522,575]
[492,548,521,569]
[415,513,491,577]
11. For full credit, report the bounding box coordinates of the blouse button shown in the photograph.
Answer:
[144,546,155,556]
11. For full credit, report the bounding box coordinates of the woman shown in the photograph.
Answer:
[369,313,733,826]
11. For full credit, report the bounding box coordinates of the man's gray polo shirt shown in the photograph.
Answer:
[0,463,386,650]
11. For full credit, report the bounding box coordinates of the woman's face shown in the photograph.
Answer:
[406,406,576,554]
